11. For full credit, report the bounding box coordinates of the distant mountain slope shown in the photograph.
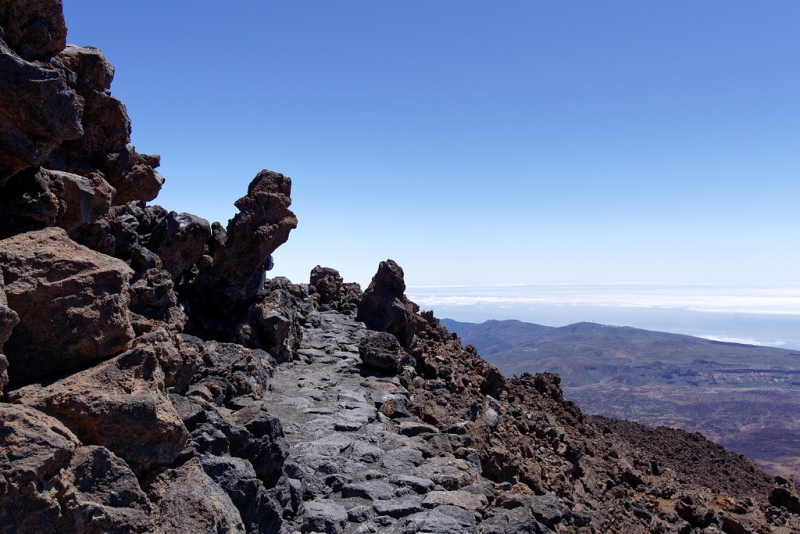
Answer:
[442,318,800,480]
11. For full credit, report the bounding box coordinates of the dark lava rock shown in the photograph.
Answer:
[359,331,407,375]
[357,259,418,349]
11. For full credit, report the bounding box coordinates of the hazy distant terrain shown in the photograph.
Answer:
[442,318,800,480]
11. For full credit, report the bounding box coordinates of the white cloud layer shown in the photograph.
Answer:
[407,283,800,316]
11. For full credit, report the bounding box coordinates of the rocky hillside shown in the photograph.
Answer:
[442,318,800,481]
[2,2,800,533]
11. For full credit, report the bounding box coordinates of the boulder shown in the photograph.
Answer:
[0,403,80,532]
[0,167,114,239]
[237,277,305,362]
[146,210,210,281]
[11,346,188,477]
[145,458,246,534]
[0,0,67,60]
[0,39,83,183]
[310,265,342,308]
[357,259,418,348]
[0,227,134,383]
[57,446,155,534]
[359,331,407,375]
[176,335,274,403]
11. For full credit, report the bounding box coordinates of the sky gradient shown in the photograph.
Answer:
[62,1,799,336]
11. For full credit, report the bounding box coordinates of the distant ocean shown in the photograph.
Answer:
[407,283,800,350]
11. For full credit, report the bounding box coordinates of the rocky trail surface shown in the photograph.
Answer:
[3,2,800,534]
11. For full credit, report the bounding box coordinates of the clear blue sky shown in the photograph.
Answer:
[63,1,799,290]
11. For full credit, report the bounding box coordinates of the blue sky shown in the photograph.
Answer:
[63,2,798,304]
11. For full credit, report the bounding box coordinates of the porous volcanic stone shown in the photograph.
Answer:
[0,227,134,383]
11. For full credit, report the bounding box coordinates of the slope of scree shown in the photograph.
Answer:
[1,2,800,534]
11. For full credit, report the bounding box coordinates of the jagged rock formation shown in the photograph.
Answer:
[2,2,800,534]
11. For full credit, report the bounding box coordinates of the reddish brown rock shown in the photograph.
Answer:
[309,265,362,312]
[357,259,418,348]
[145,458,245,534]
[0,403,80,531]
[179,170,297,341]
[10,346,188,477]
[0,227,134,383]
[0,0,67,60]
[47,44,164,204]
[213,170,297,289]
[0,167,114,239]
[57,446,155,534]
[0,39,84,182]
[0,269,19,393]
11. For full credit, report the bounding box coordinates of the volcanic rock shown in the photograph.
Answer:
[0,270,19,394]
[146,210,210,281]
[309,265,362,312]
[0,38,83,182]
[178,170,297,341]
[0,227,134,384]
[0,167,114,239]
[357,259,418,349]
[0,0,67,60]
[10,346,188,477]
[359,331,407,374]
[145,457,246,534]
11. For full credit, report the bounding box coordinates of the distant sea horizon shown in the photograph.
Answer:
[407,283,800,351]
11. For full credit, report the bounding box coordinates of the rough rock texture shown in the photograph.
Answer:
[0,167,114,239]
[178,170,298,343]
[0,38,83,182]
[0,270,19,394]
[10,346,188,477]
[214,170,297,289]
[2,2,800,533]
[309,265,362,313]
[0,227,134,384]
[236,277,308,363]
[357,259,418,349]
[0,0,67,60]
[48,44,164,204]
[145,458,246,534]
[359,331,408,375]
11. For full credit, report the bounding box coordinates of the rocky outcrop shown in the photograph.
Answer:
[0,38,83,183]
[0,227,134,384]
[309,265,362,313]
[0,167,114,239]
[10,345,188,477]
[0,0,67,61]
[178,170,297,342]
[2,2,800,533]
[357,259,418,349]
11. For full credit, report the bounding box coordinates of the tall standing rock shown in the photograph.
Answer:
[179,170,297,341]
[0,227,134,384]
[357,259,418,349]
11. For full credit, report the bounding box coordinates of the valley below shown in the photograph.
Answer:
[443,318,800,480]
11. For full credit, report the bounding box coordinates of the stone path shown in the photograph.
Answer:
[264,312,498,534]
